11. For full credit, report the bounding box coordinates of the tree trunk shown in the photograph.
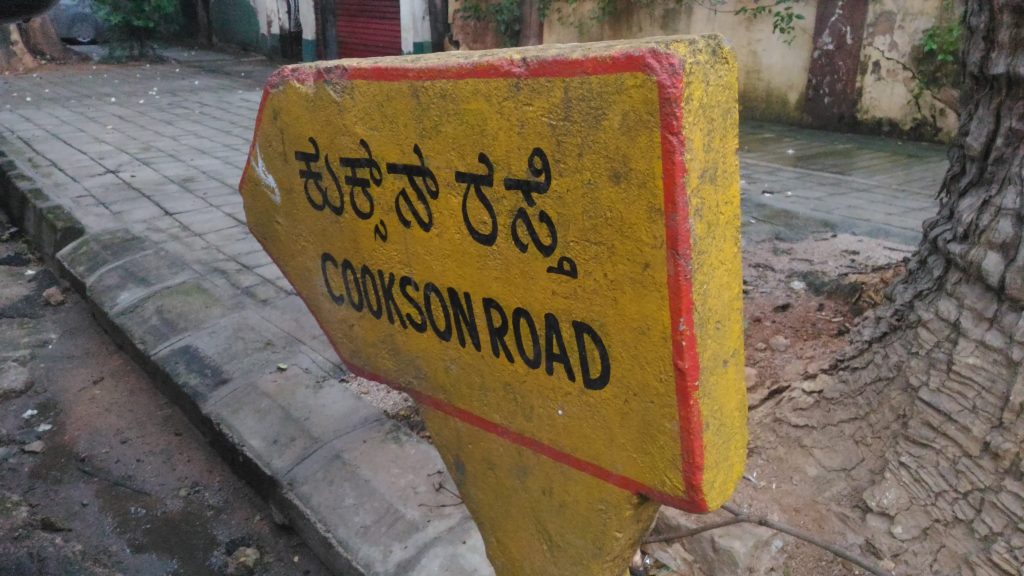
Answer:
[0,16,74,73]
[0,23,38,73]
[427,0,447,53]
[518,0,542,47]
[20,16,75,61]
[195,0,213,46]
[845,2,1024,574]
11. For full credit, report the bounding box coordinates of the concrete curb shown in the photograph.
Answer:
[741,193,921,246]
[0,139,493,575]
[0,140,86,261]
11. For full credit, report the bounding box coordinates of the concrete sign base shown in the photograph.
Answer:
[239,36,745,575]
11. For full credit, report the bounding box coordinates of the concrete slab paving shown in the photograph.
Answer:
[0,47,951,574]
[283,418,492,575]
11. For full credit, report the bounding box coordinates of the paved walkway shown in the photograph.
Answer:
[740,121,946,244]
[0,55,948,271]
[0,53,284,303]
[0,47,949,574]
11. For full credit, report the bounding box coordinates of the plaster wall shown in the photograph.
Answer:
[211,0,317,59]
[541,0,817,123]
[857,0,959,140]
[535,0,956,140]
[401,0,434,53]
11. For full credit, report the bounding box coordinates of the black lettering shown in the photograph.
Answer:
[502,148,551,207]
[400,276,427,333]
[511,208,558,257]
[482,297,513,364]
[573,321,610,390]
[373,219,388,242]
[447,288,481,351]
[322,156,345,215]
[340,259,363,312]
[388,144,440,233]
[295,137,326,211]
[544,313,575,382]
[424,283,452,341]
[360,265,383,320]
[338,139,382,220]
[378,270,406,328]
[546,255,579,279]
[512,307,541,369]
[320,252,344,305]
[456,153,498,246]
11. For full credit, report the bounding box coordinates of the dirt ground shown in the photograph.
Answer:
[0,216,330,575]
[642,227,915,576]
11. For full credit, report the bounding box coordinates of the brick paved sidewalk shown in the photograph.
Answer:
[740,121,947,244]
[1,58,948,276]
[1,53,949,297]
[0,55,286,304]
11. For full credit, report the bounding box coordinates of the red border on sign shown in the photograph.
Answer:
[240,50,709,512]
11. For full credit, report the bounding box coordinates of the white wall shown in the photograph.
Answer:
[300,0,317,43]
[401,0,433,53]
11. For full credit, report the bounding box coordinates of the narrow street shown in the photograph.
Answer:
[0,212,329,576]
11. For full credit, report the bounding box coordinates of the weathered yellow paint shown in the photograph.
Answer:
[239,36,744,575]
[422,408,662,576]
[680,38,748,510]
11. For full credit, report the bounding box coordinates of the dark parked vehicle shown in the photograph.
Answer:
[49,0,106,44]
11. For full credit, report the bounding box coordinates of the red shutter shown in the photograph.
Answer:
[336,0,402,58]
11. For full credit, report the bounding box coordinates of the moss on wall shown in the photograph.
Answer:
[738,86,805,124]
[211,0,261,51]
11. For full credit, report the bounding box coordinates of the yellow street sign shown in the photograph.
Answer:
[239,36,746,575]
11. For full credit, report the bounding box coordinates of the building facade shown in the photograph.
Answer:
[207,0,432,61]
[207,0,960,142]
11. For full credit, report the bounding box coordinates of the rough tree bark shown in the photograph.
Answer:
[0,16,75,73]
[0,24,37,73]
[195,0,212,46]
[832,2,1024,574]
[20,17,73,60]
[518,0,542,47]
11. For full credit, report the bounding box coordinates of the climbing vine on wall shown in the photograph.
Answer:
[459,0,524,47]
[914,4,962,95]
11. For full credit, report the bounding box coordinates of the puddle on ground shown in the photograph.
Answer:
[96,484,222,575]
[0,253,31,267]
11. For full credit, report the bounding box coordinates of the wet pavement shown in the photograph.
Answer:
[0,213,330,576]
[739,120,947,245]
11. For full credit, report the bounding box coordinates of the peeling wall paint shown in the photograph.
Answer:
[804,0,869,127]
[449,0,504,49]
[529,0,957,141]
[539,0,817,124]
[857,0,959,141]
[211,0,320,61]
[216,0,955,140]
[299,0,317,60]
